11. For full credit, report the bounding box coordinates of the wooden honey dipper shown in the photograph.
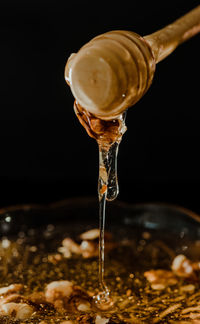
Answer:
[65,6,200,121]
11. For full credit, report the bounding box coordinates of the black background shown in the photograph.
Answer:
[0,0,200,212]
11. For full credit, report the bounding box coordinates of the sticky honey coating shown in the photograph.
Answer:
[73,101,126,148]
[65,31,155,120]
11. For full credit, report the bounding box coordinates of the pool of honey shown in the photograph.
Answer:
[0,221,200,323]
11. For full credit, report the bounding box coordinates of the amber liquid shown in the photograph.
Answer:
[73,103,127,308]
[1,222,198,323]
[94,142,120,308]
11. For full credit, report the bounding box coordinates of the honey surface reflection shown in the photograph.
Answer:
[1,217,200,323]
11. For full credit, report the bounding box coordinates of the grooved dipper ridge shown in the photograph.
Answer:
[65,6,200,120]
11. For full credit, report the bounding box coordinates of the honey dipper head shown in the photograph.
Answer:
[65,31,156,120]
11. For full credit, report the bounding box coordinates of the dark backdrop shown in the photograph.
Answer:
[1,0,200,211]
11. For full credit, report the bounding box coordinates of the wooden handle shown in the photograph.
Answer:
[145,6,200,63]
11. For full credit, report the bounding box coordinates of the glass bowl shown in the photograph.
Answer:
[1,197,200,323]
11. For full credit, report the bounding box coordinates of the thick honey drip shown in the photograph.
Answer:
[74,101,126,147]
[94,143,120,309]
[74,101,126,308]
